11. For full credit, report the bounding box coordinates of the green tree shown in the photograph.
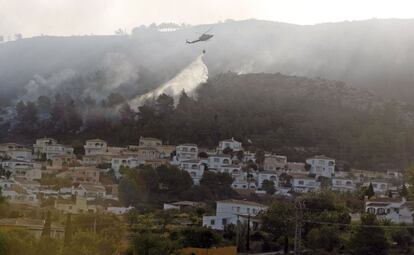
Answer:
[349,214,389,255]
[179,227,222,248]
[261,201,295,241]
[3,229,37,255]
[132,232,177,255]
[200,171,236,199]
[261,180,276,195]
[306,226,340,252]
[35,237,61,255]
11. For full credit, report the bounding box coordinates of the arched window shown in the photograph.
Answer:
[377,208,386,215]
[367,207,375,214]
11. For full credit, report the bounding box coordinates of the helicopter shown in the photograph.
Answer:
[186,28,213,44]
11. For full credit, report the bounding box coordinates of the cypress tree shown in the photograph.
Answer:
[365,183,375,198]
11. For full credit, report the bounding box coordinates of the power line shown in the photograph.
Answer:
[303,219,414,229]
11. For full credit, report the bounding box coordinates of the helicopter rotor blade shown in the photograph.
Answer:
[203,27,213,34]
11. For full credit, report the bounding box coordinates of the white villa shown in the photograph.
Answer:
[203,199,267,230]
[257,171,278,188]
[263,154,287,171]
[291,174,321,193]
[208,155,232,169]
[217,138,242,153]
[1,160,42,180]
[331,177,357,192]
[176,144,198,161]
[33,138,74,160]
[84,139,108,156]
[365,197,413,224]
[306,155,335,178]
[180,160,205,185]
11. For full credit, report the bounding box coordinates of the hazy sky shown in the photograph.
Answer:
[1,0,414,38]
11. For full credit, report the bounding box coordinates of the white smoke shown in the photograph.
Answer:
[22,69,77,101]
[128,54,208,108]
[19,52,139,102]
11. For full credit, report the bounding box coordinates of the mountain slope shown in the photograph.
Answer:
[2,19,414,104]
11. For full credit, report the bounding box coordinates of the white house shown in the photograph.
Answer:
[217,138,242,153]
[0,143,32,161]
[331,177,357,192]
[263,154,287,171]
[33,138,74,160]
[203,200,267,230]
[84,139,108,156]
[176,144,198,161]
[365,197,413,224]
[208,155,232,169]
[1,160,42,180]
[72,183,106,201]
[306,155,335,178]
[231,179,257,190]
[111,157,144,173]
[257,171,278,188]
[218,165,242,178]
[2,185,39,206]
[291,175,321,193]
[180,160,205,185]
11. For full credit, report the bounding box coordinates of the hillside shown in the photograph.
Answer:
[2,19,414,105]
[2,72,414,170]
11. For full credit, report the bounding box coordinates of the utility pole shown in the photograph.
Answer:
[236,215,240,252]
[294,200,304,255]
[246,214,250,252]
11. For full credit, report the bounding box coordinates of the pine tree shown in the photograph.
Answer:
[41,211,52,238]
[64,213,73,246]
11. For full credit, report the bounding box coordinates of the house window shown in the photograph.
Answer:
[247,208,250,214]
[298,180,304,185]
[210,219,215,225]
[237,207,240,212]
[367,207,375,214]
[377,208,386,215]
[222,218,227,226]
